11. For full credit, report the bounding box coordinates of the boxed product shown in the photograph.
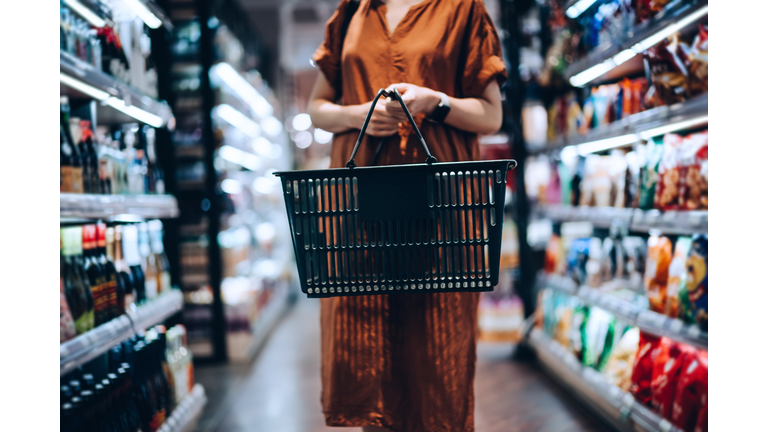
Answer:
[684,235,708,331]
[644,234,673,313]
[665,237,692,318]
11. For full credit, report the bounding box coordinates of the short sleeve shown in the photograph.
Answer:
[312,0,351,95]
[461,0,508,98]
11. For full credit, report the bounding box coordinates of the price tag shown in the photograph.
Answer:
[687,325,701,339]
[688,212,705,227]
[60,344,70,359]
[663,211,677,223]
[659,419,673,432]
[669,319,684,333]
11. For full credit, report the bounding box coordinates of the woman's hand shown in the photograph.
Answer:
[384,83,441,121]
[349,99,401,137]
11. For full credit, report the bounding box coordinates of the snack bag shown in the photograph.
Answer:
[643,35,689,107]
[582,307,617,372]
[679,131,708,210]
[569,305,589,363]
[650,339,694,419]
[686,235,708,331]
[629,331,662,405]
[566,93,586,137]
[665,237,692,318]
[687,25,708,96]
[604,327,640,391]
[655,133,683,211]
[639,137,663,210]
[644,234,673,313]
[671,350,708,432]
[695,403,708,432]
[624,236,647,287]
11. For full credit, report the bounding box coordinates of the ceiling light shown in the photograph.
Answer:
[214,104,262,138]
[292,114,312,131]
[566,0,598,19]
[119,0,162,29]
[313,128,333,144]
[63,0,106,27]
[210,63,273,117]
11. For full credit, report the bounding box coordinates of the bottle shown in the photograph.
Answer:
[79,120,100,194]
[123,224,146,303]
[157,327,177,414]
[98,223,118,321]
[98,135,114,194]
[132,343,154,432]
[62,228,92,334]
[61,234,77,342]
[149,220,172,293]
[114,226,135,309]
[83,225,107,326]
[61,123,75,193]
[144,126,165,194]
[80,389,95,431]
[61,97,83,193]
[106,227,127,317]
[140,223,158,299]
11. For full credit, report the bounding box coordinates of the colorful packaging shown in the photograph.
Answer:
[639,137,664,210]
[671,350,708,432]
[687,25,708,97]
[650,339,694,419]
[685,235,708,331]
[582,307,618,372]
[665,237,692,318]
[644,234,673,313]
[643,35,689,107]
[585,237,604,288]
[630,331,662,405]
[624,236,647,287]
[604,327,640,391]
[679,131,708,210]
[567,238,591,286]
[655,133,683,211]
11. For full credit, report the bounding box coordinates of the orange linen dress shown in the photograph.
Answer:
[312,1,507,430]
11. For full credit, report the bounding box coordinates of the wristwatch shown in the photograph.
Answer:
[427,91,451,123]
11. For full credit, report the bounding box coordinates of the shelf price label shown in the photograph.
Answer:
[659,419,673,432]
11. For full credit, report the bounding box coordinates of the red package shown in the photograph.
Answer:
[655,133,683,211]
[671,350,708,432]
[630,331,662,405]
[695,404,707,432]
[650,340,694,418]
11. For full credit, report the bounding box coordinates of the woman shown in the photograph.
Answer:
[308,0,507,431]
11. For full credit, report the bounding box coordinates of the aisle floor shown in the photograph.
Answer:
[194,298,610,432]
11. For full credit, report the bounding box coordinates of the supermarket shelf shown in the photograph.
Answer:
[60,51,174,128]
[137,0,175,31]
[564,0,708,85]
[543,275,708,350]
[60,193,180,220]
[158,384,207,432]
[60,290,184,376]
[245,283,294,361]
[533,204,708,235]
[529,93,708,155]
[529,328,682,432]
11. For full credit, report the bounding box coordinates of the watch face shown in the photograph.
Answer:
[431,104,450,123]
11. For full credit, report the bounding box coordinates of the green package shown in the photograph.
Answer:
[638,137,664,210]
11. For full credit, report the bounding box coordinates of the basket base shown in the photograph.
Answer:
[302,279,496,298]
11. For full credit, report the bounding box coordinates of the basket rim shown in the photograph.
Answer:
[273,159,517,177]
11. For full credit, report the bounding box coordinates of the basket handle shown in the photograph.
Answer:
[346,88,438,168]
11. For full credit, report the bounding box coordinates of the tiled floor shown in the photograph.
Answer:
[193,298,609,432]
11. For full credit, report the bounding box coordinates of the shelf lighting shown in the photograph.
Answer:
[570,4,708,87]
[213,104,262,138]
[60,72,164,128]
[63,0,107,27]
[210,63,274,117]
[119,0,163,29]
[219,145,261,171]
[637,115,708,140]
[566,0,598,19]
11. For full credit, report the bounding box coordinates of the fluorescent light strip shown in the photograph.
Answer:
[120,0,163,29]
[210,63,274,117]
[570,4,708,87]
[214,104,262,138]
[60,72,110,100]
[219,145,261,171]
[106,98,164,128]
[637,115,708,140]
[63,0,107,27]
[576,134,639,155]
[566,0,598,19]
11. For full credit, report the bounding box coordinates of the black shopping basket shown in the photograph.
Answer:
[274,88,516,298]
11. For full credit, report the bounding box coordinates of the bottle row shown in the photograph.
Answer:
[60,96,165,195]
[61,324,194,432]
[60,1,159,98]
[60,221,172,343]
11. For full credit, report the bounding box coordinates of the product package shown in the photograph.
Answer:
[644,234,673,313]
[630,331,662,405]
[685,235,708,331]
[567,238,592,286]
[585,237,604,288]
[582,307,620,372]
[679,131,708,210]
[639,137,664,210]
[650,339,695,419]
[623,236,648,288]
[603,327,640,391]
[665,237,693,318]
[644,35,689,108]
[544,234,565,275]
[655,133,683,211]
[670,350,708,432]
[686,25,708,96]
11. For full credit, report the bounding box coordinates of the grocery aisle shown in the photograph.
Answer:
[193,299,609,432]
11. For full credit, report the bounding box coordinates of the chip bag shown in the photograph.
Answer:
[679,131,708,210]
[686,235,708,331]
[639,137,663,210]
[687,25,708,96]
[671,350,708,432]
[644,234,673,313]
[629,331,662,405]
[644,35,689,107]
[604,327,640,391]
[665,237,692,318]
[650,339,694,419]
[655,133,684,211]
